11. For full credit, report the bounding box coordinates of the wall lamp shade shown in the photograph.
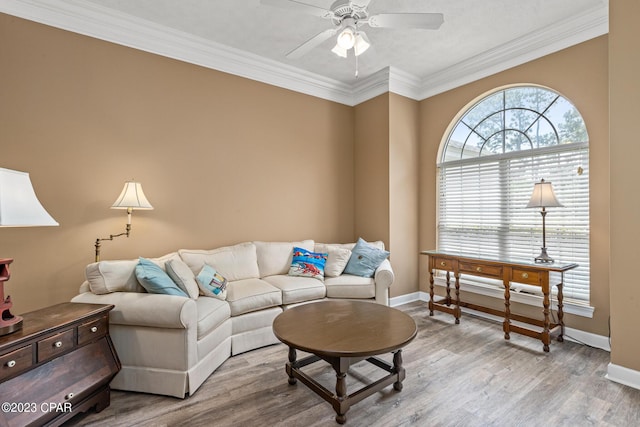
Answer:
[0,168,59,227]
[526,179,563,263]
[95,181,153,262]
[111,181,154,210]
[0,167,59,336]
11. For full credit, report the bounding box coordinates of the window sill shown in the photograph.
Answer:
[433,276,595,318]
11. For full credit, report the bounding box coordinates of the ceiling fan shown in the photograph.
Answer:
[261,0,444,59]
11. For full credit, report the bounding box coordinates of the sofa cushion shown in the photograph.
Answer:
[288,247,328,281]
[86,259,140,294]
[225,278,282,316]
[324,274,376,299]
[179,242,259,282]
[135,258,188,297]
[165,258,199,299]
[232,306,282,335]
[195,297,231,340]
[254,240,315,277]
[344,238,390,278]
[262,275,326,305]
[86,252,180,295]
[324,247,352,277]
[196,265,228,300]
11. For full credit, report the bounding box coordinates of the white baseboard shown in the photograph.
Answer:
[606,363,640,391]
[390,291,610,350]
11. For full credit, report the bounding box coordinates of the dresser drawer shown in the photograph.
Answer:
[0,345,32,381]
[37,329,75,362]
[512,269,541,286]
[432,257,456,270]
[78,315,108,346]
[459,262,502,278]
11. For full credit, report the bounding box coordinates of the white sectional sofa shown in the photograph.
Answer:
[71,239,394,398]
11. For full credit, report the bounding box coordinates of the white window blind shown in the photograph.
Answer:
[437,86,590,302]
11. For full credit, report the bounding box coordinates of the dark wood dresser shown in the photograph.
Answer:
[0,302,120,427]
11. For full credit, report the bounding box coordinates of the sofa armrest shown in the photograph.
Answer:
[71,292,196,329]
[374,259,394,305]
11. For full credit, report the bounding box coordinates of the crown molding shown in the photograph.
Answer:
[418,3,609,99]
[0,0,608,106]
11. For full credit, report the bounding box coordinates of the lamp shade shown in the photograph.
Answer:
[526,179,563,208]
[0,168,58,227]
[336,26,356,49]
[353,32,370,56]
[111,181,154,210]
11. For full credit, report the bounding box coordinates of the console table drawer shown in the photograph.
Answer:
[432,257,456,270]
[459,262,502,278]
[37,329,75,362]
[512,269,541,286]
[0,345,32,381]
[78,315,108,346]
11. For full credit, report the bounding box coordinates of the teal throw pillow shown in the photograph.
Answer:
[196,264,228,300]
[288,247,328,281]
[135,257,188,297]
[343,238,390,278]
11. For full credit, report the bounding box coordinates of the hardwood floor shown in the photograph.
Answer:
[68,301,640,427]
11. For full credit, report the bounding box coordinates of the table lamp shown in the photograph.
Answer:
[94,180,153,262]
[526,178,563,263]
[0,168,59,336]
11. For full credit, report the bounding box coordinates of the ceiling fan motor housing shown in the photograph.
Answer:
[330,0,369,25]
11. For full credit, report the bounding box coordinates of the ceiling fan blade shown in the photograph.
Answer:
[368,13,444,30]
[351,0,373,7]
[260,0,334,19]
[286,28,337,59]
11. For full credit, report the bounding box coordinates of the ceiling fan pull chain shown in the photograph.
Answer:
[355,51,359,78]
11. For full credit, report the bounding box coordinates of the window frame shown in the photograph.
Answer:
[435,84,591,312]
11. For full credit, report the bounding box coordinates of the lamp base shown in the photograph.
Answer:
[534,247,555,263]
[0,314,23,336]
[0,259,22,336]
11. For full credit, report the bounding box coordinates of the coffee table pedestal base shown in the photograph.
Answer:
[286,347,405,424]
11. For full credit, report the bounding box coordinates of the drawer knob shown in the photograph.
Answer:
[54,341,63,348]
[440,261,446,267]
[522,273,529,279]
[65,392,74,400]
[6,360,16,368]
[91,326,98,333]
[476,267,482,272]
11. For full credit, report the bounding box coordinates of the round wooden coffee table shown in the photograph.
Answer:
[272,300,417,424]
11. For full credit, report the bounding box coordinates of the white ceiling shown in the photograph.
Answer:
[1,0,609,105]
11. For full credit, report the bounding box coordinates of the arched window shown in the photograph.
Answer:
[438,85,589,301]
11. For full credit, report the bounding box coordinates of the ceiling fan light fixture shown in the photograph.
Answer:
[353,32,370,56]
[331,43,348,58]
[336,26,356,49]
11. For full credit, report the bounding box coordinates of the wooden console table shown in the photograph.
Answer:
[0,302,120,426]
[421,250,578,352]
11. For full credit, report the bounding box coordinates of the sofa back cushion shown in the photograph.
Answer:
[254,240,315,277]
[179,242,259,282]
[85,252,179,294]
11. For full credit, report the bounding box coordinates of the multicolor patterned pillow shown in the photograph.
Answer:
[288,247,328,281]
[196,264,228,300]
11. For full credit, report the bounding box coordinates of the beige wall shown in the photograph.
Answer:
[418,35,611,336]
[609,0,640,371]
[354,94,390,246]
[353,94,420,298]
[389,94,420,298]
[0,14,355,313]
